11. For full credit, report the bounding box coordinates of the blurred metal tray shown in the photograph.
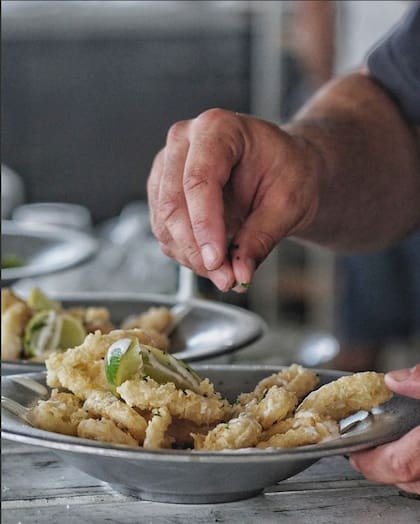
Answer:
[1,220,98,286]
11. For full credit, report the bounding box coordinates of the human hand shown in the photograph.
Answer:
[349,364,420,495]
[147,109,323,291]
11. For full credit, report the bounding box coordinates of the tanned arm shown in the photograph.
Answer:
[286,71,420,251]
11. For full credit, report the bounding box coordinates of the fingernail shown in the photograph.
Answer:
[211,269,232,291]
[386,368,412,382]
[233,257,255,285]
[202,244,219,270]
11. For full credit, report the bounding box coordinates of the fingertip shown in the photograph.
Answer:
[232,257,255,288]
[208,265,235,292]
[385,368,412,384]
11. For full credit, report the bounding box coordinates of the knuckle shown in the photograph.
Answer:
[386,444,420,483]
[183,244,205,271]
[254,233,276,266]
[183,165,210,193]
[166,120,188,144]
[190,214,214,241]
[195,107,230,126]
[159,194,182,224]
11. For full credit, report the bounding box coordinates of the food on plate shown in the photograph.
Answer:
[1,253,25,269]
[27,330,393,451]
[105,338,202,394]
[1,288,173,362]
[295,372,393,421]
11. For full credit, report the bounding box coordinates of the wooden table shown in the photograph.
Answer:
[2,439,418,524]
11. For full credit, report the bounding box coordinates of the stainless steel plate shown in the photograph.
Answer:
[1,220,98,285]
[1,292,266,373]
[2,366,419,504]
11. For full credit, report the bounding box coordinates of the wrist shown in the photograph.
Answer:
[282,123,329,239]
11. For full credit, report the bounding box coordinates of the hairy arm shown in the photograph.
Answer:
[286,71,420,251]
[148,72,420,290]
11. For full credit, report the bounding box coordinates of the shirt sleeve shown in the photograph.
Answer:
[367,4,420,124]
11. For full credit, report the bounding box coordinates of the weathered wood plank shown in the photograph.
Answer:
[2,488,418,524]
[2,441,417,524]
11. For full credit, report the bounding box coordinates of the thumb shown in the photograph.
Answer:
[230,203,289,287]
[385,364,420,399]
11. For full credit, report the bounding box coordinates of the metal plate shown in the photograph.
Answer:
[1,292,266,373]
[1,220,98,285]
[2,366,419,504]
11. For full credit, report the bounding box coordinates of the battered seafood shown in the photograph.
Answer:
[1,288,173,362]
[27,329,393,451]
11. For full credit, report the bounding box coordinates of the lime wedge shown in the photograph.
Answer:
[138,344,202,393]
[59,314,86,348]
[23,310,62,358]
[105,338,202,395]
[27,287,60,312]
[105,338,142,393]
[23,310,86,358]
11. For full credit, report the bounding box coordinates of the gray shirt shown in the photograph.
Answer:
[367,4,420,124]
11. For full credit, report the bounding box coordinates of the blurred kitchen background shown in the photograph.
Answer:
[2,1,419,370]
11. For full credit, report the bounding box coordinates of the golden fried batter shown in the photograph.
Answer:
[1,287,172,362]
[143,407,173,449]
[193,415,262,451]
[82,390,147,443]
[1,290,32,360]
[67,306,115,334]
[121,307,173,333]
[46,328,170,396]
[296,372,392,421]
[77,418,139,447]
[28,327,394,452]
[117,376,232,425]
[237,386,297,430]
[237,364,319,406]
[28,390,88,436]
[257,414,340,449]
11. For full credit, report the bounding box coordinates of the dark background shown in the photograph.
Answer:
[2,14,251,223]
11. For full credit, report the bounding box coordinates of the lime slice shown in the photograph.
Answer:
[59,314,86,348]
[105,338,202,395]
[27,287,60,312]
[138,344,202,393]
[23,310,62,358]
[105,338,142,393]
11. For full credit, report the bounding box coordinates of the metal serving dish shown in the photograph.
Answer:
[2,366,419,504]
[1,220,98,286]
[1,292,266,374]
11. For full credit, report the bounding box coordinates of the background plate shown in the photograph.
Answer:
[2,366,419,504]
[1,220,98,285]
[1,292,266,373]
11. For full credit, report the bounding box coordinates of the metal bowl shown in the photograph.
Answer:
[2,366,419,504]
[1,292,266,374]
[1,220,98,285]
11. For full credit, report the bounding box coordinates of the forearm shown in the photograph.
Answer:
[285,72,420,251]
